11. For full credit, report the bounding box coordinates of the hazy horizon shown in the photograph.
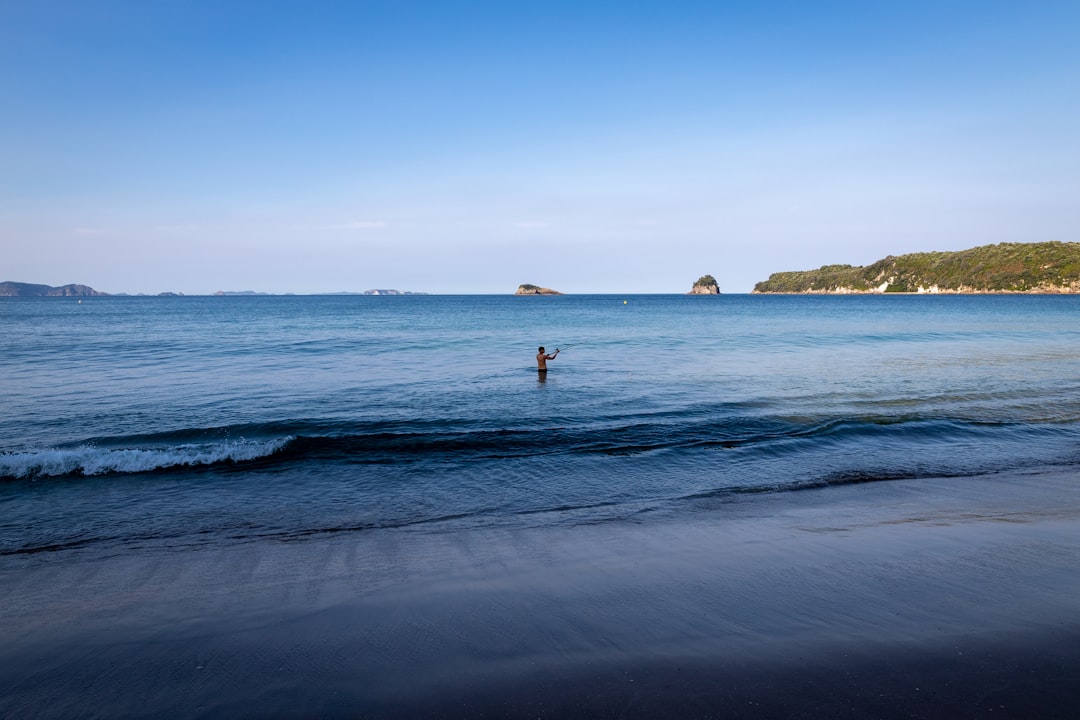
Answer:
[3,1,1078,294]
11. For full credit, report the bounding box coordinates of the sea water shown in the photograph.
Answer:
[3,294,1080,558]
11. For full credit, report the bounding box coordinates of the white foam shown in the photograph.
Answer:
[0,437,294,479]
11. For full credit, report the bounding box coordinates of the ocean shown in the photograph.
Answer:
[3,293,1080,558]
[5,294,1080,718]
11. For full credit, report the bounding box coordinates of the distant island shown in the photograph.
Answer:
[753,242,1080,294]
[362,289,426,295]
[515,284,562,295]
[106,292,185,297]
[1,284,433,297]
[688,274,720,294]
[0,281,108,297]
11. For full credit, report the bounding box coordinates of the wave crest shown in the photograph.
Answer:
[0,437,293,479]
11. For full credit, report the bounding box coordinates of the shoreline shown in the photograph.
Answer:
[4,467,1080,718]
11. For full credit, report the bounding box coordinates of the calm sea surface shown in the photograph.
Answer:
[3,294,1080,558]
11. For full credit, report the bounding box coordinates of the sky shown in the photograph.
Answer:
[2,0,1078,294]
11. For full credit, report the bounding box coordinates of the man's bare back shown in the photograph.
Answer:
[536,346,559,371]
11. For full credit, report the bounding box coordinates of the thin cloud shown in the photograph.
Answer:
[300,221,389,230]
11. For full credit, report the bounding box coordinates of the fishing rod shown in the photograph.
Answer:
[537,344,578,357]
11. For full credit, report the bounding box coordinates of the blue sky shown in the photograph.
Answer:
[3,1,1078,294]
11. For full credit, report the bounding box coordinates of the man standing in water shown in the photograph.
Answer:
[536,346,559,372]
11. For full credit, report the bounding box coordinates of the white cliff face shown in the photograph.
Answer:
[777,282,1080,294]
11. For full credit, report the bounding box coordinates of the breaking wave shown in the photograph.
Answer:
[2,411,1075,482]
[0,436,294,479]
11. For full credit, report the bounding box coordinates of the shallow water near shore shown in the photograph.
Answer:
[2,294,1080,558]
[3,467,1080,718]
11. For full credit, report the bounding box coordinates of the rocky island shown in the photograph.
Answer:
[688,275,720,294]
[515,284,562,295]
[753,241,1080,294]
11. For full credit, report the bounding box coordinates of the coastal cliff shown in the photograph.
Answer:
[753,242,1080,294]
[0,282,108,297]
[515,284,562,295]
[688,275,720,294]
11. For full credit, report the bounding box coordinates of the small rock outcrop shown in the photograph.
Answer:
[515,284,562,295]
[688,275,720,294]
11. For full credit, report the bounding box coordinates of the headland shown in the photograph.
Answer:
[0,281,108,297]
[753,241,1080,294]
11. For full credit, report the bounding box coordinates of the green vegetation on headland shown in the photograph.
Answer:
[753,242,1080,294]
[689,275,720,294]
[515,284,562,295]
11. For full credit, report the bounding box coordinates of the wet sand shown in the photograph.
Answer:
[3,468,1080,718]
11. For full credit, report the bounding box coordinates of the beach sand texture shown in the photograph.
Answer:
[4,468,1079,719]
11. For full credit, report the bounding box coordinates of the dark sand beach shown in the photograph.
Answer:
[4,468,1080,719]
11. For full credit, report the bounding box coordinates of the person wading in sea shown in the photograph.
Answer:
[536,346,559,372]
